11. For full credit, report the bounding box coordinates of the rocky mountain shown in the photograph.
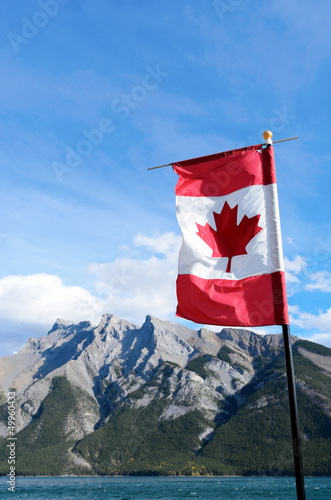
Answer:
[0,314,330,476]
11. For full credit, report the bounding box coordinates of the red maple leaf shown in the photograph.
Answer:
[196,202,263,273]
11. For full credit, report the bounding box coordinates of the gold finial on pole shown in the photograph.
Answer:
[263,130,273,140]
[263,130,273,145]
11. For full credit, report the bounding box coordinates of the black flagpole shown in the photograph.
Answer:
[263,131,306,499]
[282,324,306,500]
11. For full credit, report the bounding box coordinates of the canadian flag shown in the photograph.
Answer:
[173,144,289,327]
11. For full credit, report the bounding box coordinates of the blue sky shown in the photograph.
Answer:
[0,0,331,356]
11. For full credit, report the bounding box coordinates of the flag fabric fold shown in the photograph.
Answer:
[173,144,289,327]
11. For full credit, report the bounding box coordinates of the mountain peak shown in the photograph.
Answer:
[48,318,74,334]
[95,313,121,332]
[142,314,159,327]
[99,313,115,325]
[98,313,134,326]
[94,313,137,339]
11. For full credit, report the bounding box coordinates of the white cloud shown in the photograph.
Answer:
[289,304,331,346]
[89,232,182,324]
[284,255,307,279]
[286,236,295,246]
[0,233,182,356]
[308,332,331,348]
[306,271,331,293]
[133,232,181,255]
[0,273,103,326]
[284,255,307,295]
[288,305,331,347]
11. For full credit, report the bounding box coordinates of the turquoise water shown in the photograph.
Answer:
[0,476,330,499]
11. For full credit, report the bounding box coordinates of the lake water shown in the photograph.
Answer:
[0,476,330,499]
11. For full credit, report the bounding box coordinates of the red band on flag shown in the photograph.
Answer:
[176,272,289,327]
[173,144,276,198]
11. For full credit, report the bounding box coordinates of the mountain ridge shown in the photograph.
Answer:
[0,314,330,476]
